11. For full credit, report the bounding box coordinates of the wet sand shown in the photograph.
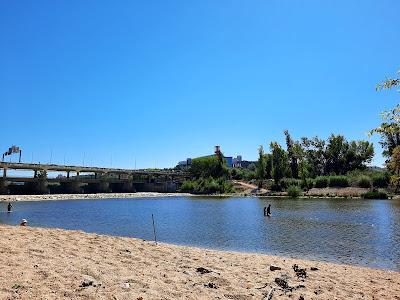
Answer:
[0,225,399,299]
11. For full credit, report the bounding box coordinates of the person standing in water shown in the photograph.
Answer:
[7,203,12,213]
[264,204,271,217]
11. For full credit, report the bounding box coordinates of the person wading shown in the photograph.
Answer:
[7,203,12,213]
[264,204,271,217]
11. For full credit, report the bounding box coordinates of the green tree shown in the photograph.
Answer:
[371,69,400,158]
[295,142,309,181]
[284,130,299,178]
[256,145,266,180]
[324,135,348,175]
[345,140,374,171]
[264,153,273,179]
[189,156,227,179]
[270,142,288,184]
[388,145,400,192]
[370,105,400,158]
[301,136,326,178]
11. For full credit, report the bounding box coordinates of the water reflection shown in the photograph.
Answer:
[1,197,399,271]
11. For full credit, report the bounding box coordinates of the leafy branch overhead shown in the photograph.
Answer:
[370,69,400,158]
[376,70,400,91]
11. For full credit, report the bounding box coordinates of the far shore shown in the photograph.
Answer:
[1,224,399,299]
[0,190,397,202]
[0,192,192,202]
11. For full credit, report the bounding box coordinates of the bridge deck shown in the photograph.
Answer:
[0,162,188,177]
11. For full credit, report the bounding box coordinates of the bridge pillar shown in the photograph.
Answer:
[34,170,37,178]
[0,178,8,194]
[67,171,70,178]
[85,182,110,193]
[60,182,83,194]
[3,168,7,179]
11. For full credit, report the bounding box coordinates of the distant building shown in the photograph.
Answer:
[176,147,255,169]
[177,158,192,169]
[224,157,233,168]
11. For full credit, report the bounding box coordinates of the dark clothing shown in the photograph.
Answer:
[7,203,12,212]
[266,205,271,216]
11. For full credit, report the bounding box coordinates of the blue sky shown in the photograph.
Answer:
[0,0,399,169]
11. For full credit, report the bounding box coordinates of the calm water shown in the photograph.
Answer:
[1,197,399,271]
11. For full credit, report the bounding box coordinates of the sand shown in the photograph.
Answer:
[0,225,399,300]
[0,192,192,202]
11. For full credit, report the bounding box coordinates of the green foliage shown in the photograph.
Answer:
[180,177,235,194]
[376,69,400,91]
[256,145,266,180]
[189,156,228,179]
[37,170,48,179]
[284,130,299,178]
[388,145,400,191]
[371,71,400,159]
[301,137,326,178]
[301,178,314,190]
[361,190,388,199]
[270,142,288,184]
[300,135,374,177]
[328,176,349,187]
[280,178,301,190]
[358,176,372,188]
[269,182,282,192]
[315,176,329,188]
[264,154,273,179]
[324,135,374,175]
[372,172,390,188]
[287,185,302,198]
[230,166,257,181]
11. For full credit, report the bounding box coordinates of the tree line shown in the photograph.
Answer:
[256,132,374,185]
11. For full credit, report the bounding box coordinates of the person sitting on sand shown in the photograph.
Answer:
[7,203,12,213]
[20,219,28,226]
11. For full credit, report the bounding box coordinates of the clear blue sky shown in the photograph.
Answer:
[1,0,399,169]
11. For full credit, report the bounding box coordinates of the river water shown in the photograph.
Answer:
[1,196,399,271]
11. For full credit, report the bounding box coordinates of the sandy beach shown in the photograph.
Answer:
[0,225,399,299]
[0,192,192,202]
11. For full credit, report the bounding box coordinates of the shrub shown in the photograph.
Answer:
[181,180,196,192]
[315,176,329,188]
[361,190,388,199]
[372,173,390,188]
[287,185,302,198]
[328,176,349,187]
[358,176,372,188]
[270,182,282,192]
[280,178,301,190]
[180,177,235,194]
[301,178,314,190]
[222,181,235,193]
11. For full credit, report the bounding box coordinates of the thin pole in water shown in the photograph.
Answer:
[152,214,157,245]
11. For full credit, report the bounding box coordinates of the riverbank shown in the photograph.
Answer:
[1,225,399,299]
[0,192,192,202]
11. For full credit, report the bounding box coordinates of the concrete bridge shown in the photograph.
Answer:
[0,162,190,194]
